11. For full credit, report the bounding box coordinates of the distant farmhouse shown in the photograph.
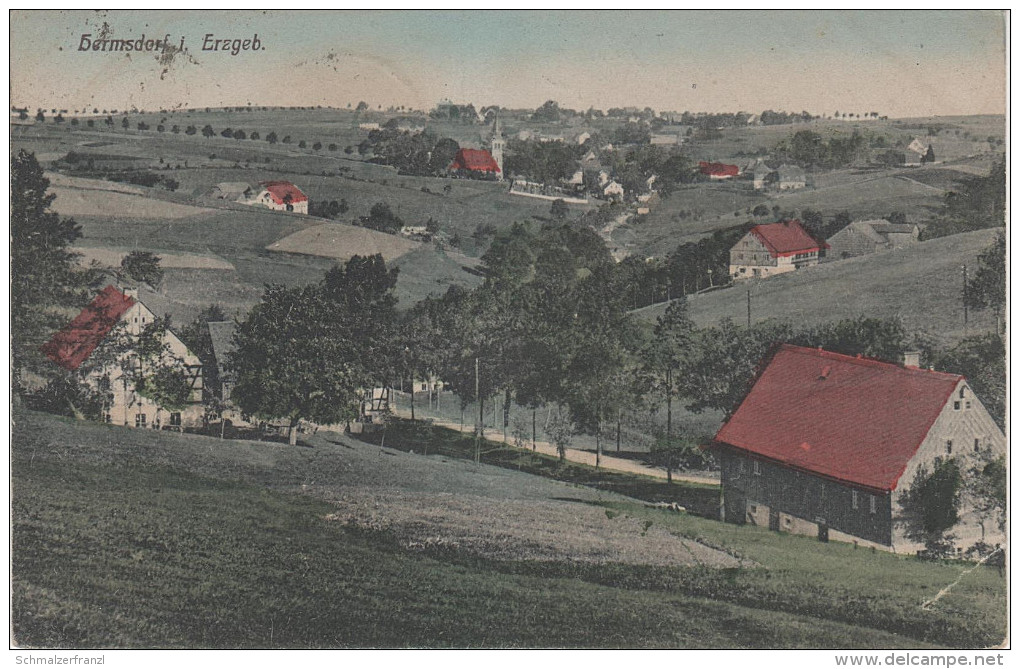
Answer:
[750,163,807,191]
[826,219,921,260]
[773,164,806,190]
[41,285,204,429]
[699,161,740,180]
[211,182,254,202]
[712,345,1006,553]
[251,181,309,214]
[729,219,827,280]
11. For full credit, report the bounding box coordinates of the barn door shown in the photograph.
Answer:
[817,523,829,543]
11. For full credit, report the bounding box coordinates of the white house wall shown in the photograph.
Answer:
[890,380,1006,553]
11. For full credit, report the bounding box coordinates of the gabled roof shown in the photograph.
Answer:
[259,181,308,204]
[713,344,964,492]
[41,285,134,371]
[449,148,500,173]
[776,164,805,181]
[748,220,828,257]
[699,161,740,177]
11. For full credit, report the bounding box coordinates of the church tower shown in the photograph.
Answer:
[490,114,505,180]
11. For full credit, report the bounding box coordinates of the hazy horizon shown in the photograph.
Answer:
[10,10,1007,118]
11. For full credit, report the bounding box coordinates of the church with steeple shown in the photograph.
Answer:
[489,114,505,180]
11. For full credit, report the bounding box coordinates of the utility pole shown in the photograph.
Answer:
[475,357,481,464]
[962,264,968,329]
[746,287,752,328]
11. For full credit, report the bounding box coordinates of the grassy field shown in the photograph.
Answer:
[11,410,1006,648]
[634,229,1001,344]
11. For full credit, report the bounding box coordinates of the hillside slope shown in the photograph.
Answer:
[10,411,1006,648]
[634,229,1001,342]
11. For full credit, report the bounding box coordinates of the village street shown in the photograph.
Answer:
[389,402,720,486]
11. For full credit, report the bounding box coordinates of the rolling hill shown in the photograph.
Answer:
[634,229,1001,343]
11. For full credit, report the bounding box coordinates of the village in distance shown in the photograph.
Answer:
[10,32,1008,650]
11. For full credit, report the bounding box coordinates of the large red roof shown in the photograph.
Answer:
[699,161,740,178]
[260,181,308,205]
[449,148,500,173]
[749,220,828,257]
[713,344,963,492]
[41,285,135,371]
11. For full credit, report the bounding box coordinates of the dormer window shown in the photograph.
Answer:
[946,440,953,455]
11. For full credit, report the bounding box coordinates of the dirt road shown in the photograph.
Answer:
[390,406,720,486]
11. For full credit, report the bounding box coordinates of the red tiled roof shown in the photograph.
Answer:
[713,344,963,492]
[698,161,740,177]
[260,181,308,205]
[449,148,500,173]
[40,285,135,371]
[750,220,829,257]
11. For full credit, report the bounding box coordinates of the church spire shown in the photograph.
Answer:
[490,111,505,181]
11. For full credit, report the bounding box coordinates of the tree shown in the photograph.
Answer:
[11,151,96,386]
[962,452,1006,544]
[171,125,180,134]
[266,131,278,144]
[35,110,45,123]
[282,135,292,144]
[312,141,322,151]
[532,100,561,122]
[202,124,214,138]
[923,158,1005,239]
[221,128,233,138]
[298,140,307,148]
[233,129,246,140]
[641,299,695,436]
[964,232,1005,328]
[359,202,403,234]
[899,459,963,556]
[922,144,936,164]
[355,101,369,112]
[752,204,770,218]
[250,131,260,141]
[550,198,569,220]
[185,125,197,135]
[156,124,165,133]
[546,410,574,462]
[230,255,398,445]
[120,251,164,287]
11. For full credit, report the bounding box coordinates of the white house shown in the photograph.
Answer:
[603,180,624,201]
[250,181,309,214]
[41,285,204,429]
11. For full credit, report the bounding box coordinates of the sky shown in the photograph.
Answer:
[9,10,1007,117]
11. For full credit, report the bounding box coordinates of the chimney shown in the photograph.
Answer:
[902,351,921,368]
[123,286,138,300]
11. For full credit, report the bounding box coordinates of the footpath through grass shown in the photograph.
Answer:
[11,411,1007,648]
[356,418,723,517]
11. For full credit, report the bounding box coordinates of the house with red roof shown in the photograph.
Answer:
[41,285,204,429]
[252,180,308,214]
[698,161,740,180]
[711,344,1005,553]
[729,219,827,280]
[448,148,501,179]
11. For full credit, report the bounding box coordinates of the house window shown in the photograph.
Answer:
[852,490,859,509]
[169,412,182,427]
[934,456,942,467]
[946,440,953,455]
[965,401,971,410]
[974,438,981,453]
[953,401,961,411]
[421,383,427,391]
[869,495,877,514]
[749,505,757,514]
[753,460,761,476]
[739,460,746,474]
[135,413,147,427]
[959,387,966,399]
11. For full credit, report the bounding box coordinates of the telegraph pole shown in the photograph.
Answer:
[962,264,968,329]
[746,287,752,328]
[475,357,481,464]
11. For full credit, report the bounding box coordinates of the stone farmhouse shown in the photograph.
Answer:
[711,345,1006,554]
[251,181,309,214]
[826,219,921,260]
[729,219,827,280]
[41,285,204,429]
